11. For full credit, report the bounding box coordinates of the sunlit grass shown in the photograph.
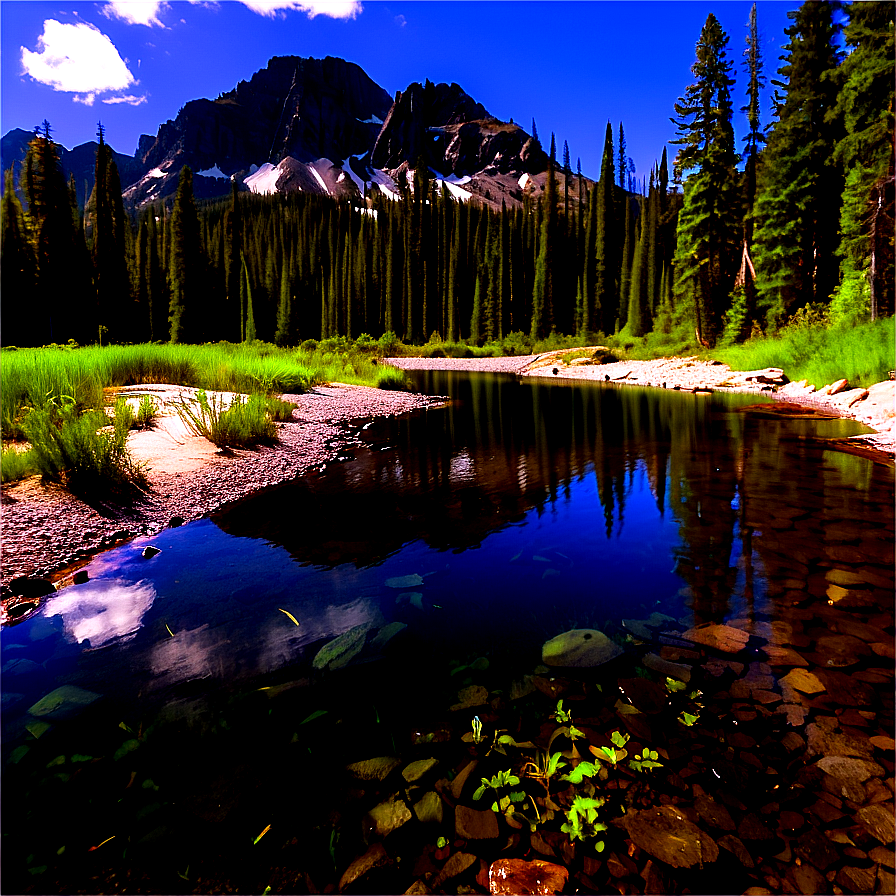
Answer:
[173,389,277,449]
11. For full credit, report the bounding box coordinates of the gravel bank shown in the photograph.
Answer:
[387,352,895,455]
[1,385,444,589]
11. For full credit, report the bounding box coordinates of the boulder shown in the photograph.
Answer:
[312,622,373,671]
[681,624,749,654]
[346,756,401,782]
[620,806,719,869]
[488,858,568,895]
[338,843,392,893]
[28,685,100,720]
[542,629,623,668]
[366,794,412,838]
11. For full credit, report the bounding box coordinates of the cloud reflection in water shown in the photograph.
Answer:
[42,578,156,648]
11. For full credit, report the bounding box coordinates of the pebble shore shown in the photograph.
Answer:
[1,385,443,589]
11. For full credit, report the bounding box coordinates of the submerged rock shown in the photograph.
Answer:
[541,629,623,668]
[620,806,719,869]
[338,843,393,892]
[680,624,749,654]
[28,685,100,721]
[346,756,401,782]
[366,793,412,838]
[488,858,569,895]
[313,622,373,671]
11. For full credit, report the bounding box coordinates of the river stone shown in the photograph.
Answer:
[694,795,735,832]
[448,760,479,801]
[338,843,392,892]
[718,834,754,869]
[681,624,749,654]
[795,828,840,871]
[346,756,401,782]
[857,803,895,844]
[28,685,100,720]
[871,736,896,752]
[763,646,809,667]
[403,758,438,783]
[816,668,876,707]
[366,794,412,838]
[826,568,870,588]
[836,865,877,894]
[7,577,55,598]
[456,804,500,840]
[786,862,826,896]
[488,858,568,895]
[643,652,691,682]
[451,685,489,710]
[142,546,161,559]
[431,851,477,889]
[313,623,373,671]
[369,622,407,652]
[385,574,424,589]
[413,790,443,825]
[807,723,874,759]
[620,806,719,869]
[780,668,825,694]
[541,629,623,668]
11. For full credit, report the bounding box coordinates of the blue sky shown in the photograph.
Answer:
[1,1,797,182]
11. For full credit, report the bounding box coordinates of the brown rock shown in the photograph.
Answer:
[403,758,438,783]
[718,834,754,868]
[807,723,875,759]
[451,684,489,710]
[643,652,691,682]
[738,813,775,842]
[834,618,891,643]
[618,677,668,714]
[764,645,809,667]
[346,756,402,782]
[366,794,412,838]
[780,668,825,694]
[857,803,895,844]
[836,865,876,894]
[403,880,430,895]
[818,756,884,782]
[779,810,805,833]
[455,804,499,840]
[777,703,809,727]
[620,806,719,869]
[827,567,872,588]
[878,867,896,895]
[681,624,749,654]
[448,760,479,801]
[816,669,877,707]
[786,862,825,896]
[869,846,895,868]
[695,795,736,832]
[413,791,444,825]
[432,851,477,889]
[338,843,392,892]
[871,736,896,752]
[488,858,568,895]
[795,828,840,871]
[872,641,896,660]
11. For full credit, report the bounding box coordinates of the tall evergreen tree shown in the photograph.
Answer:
[830,1,894,321]
[617,122,627,190]
[1,167,37,345]
[594,122,618,334]
[671,13,740,346]
[751,1,843,326]
[168,166,204,343]
[531,135,558,339]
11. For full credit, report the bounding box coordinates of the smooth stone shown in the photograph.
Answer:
[795,828,840,871]
[403,758,438,783]
[346,756,401,783]
[872,641,895,659]
[403,881,430,895]
[431,851,477,889]
[448,760,479,801]
[313,623,373,671]
[369,622,407,652]
[787,863,826,896]
[869,846,895,868]
[385,574,424,588]
[618,678,667,714]
[816,668,876,707]
[871,736,896,752]
[807,723,874,759]
[28,685,100,720]
[541,629,623,667]
[834,618,891,643]
[681,624,749,654]
[7,577,55,598]
[835,865,876,894]
[643,652,691,682]
[451,684,488,711]
[338,843,392,892]
[737,813,774,841]
[455,804,499,840]
[366,794,412,838]
[780,668,825,694]
[620,806,719,869]
[763,646,809,667]
[717,833,754,868]
[694,795,735,832]
[413,790,443,825]
[488,858,568,895]
[826,568,872,588]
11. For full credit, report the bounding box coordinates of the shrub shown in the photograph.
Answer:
[22,399,148,500]
[174,390,277,448]
[1,445,36,483]
[134,395,158,429]
[376,368,409,391]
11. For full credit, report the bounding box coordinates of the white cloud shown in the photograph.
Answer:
[21,20,135,96]
[73,92,97,106]
[103,93,148,106]
[102,1,167,27]
[239,1,362,19]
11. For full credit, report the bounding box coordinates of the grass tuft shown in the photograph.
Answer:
[174,389,278,449]
[1,445,36,483]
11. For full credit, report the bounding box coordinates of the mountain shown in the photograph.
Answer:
[3,55,585,212]
[0,128,144,208]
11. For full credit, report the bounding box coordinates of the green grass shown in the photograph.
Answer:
[1,445,36,483]
[21,398,149,499]
[714,317,894,389]
[174,390,278,449]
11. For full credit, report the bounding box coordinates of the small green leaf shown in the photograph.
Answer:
[680,712,698,727]
[510,791,526,802]
[300,709,328,725]
[595,840,606,853]
[611,730,629,748]
[666,677,686,692]
[473,785,486,801]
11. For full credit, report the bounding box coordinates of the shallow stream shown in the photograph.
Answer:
[3,373,893,894]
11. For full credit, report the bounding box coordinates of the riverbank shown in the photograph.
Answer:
[1,384,443,590]
[385,352,896,456]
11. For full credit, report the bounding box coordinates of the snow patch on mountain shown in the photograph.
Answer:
[518,173,530,189]
[308,163,329,194]
[358,114,384,125]
[244,162,280,195]
[147,167,166,179]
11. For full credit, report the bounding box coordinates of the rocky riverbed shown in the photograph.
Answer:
[1,384,444,591]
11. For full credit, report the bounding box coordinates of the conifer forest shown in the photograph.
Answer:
[1,2,893,352]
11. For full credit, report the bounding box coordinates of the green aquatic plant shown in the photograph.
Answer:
[471,715,483,744]
[561,795,608,851]
[473,769,527,817]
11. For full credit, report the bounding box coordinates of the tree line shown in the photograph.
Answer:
[1,1,892,350]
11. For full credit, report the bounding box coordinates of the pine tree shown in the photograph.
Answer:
[671,13,740,347]
[1,167,37,345]
[91,123,131,341]
[168,166,204,343]
[594,122,618,334]
[830,1,894,321]
[751,1,843,327]
[531,135,558,340]
[617,122,627,190]
[627,200,648,336]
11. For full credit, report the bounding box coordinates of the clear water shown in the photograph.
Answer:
[3,372,892,892]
